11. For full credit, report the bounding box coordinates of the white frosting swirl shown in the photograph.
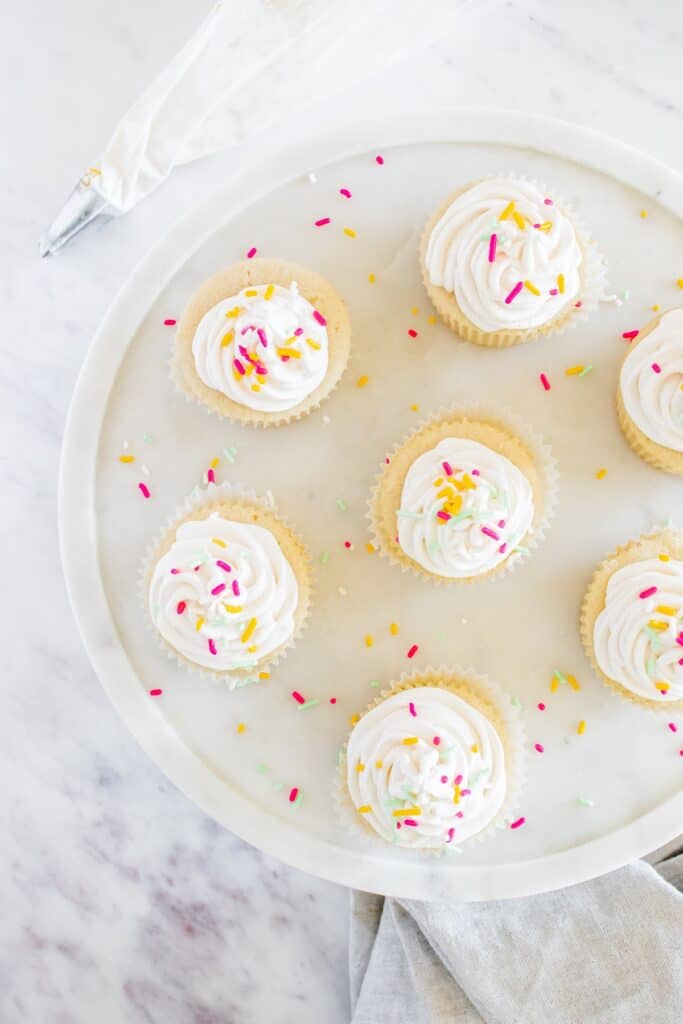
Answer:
[192,283,329,413]
[620,308,683,452]
[346,686,507,849]
[593,557,683,702]
[397,438,535,578]
[425,177,583,332]
[149,514,298,671]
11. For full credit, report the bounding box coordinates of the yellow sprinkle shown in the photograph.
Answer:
[524,280,540,295]
[343,227,357,238]
[258,671,270,680]
[410,404,419,412]
[567,674,581,692]
[557,273,565,295]
[368,273,376,284]
[433,477,444,487]
[306,338,321,350]
[277,347,301,358]
[350,714,360,725]
[245,289,258,297]
[656,605,677,616]
[652,304,660,312]
[677,279,683,289]
[210,457,220,469]
[577,719,586,735]
[453,785,461,804]
[375,760,383,769]
[402,737,418,745]
[640,209,648,218]
[236,723,246,734]
[356,762,365,772]
[87,167,101,176]
[390,623,399,636]
[364,635,374,648]
[659,554,671,562]
[223,604,243,614]
[357,375,369,388]
[244,363,254,376]
[226,306,241,318]
[366,542,376,554]
[648,620,669,631]
[212,538,226,548]
[471,744,478,753]
[241,617,257,643]
[657,682,670,693]
[565,365,584,376]
[550,676,559,693]
[358,805,372,814]
[454,473,476,491]
[251,384,261,392]
[264,284,275,300]
[537,220,552,232]
[512,209,526,230]
[411,306,419,315]
[392,807,421,817]
[195,617,204,632]
[596,468,608,480]
[427,315,437,325]
[499,200,515,221]
[119,455,135,463]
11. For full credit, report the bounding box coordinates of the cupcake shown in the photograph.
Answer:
[339,668,525,851]
[172,258,351,426]
[419,176,604,347]
[369,411,557,582]
[580,528,683,709]
[144,485,312,685]
[617,307,683,475]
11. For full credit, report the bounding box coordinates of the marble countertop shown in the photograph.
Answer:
[3,1,682,1021]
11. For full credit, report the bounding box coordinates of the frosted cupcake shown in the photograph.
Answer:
[420,176,604,347]
[172,258,351,426]
[144,486,312,685]
[617,307,683,475]
[340,668,525,851]
[369,411,557,582]
[580,528,683,710]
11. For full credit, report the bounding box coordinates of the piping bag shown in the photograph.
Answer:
[40,0,464,256]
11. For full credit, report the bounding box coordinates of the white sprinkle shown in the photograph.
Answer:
[141,464,151,477]
[307,171,318,183]
[323,415,331,424]
[122,440,129,449]
[266,489,275,508]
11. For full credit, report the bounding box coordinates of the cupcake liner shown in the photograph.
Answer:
[170,258,352,428]
[419,174,608,348]
[333,666,527,855]
[139,481,313,688]
[367,406,559,585]
[580,526,683,712]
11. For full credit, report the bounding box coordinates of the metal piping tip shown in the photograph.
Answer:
[39,179,116,257]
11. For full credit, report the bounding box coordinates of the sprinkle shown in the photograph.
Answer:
[390,623,399,636]
[408,328,418,338]
[499,200,515,221]
[149,688,163,696]
[565,365,584,376]
[557,273,565,294]
[567,674,581,692]
[300,699,319,711]
[537,221,552,232]
[223,446,237,463]
[640,209,648,218]
[246,247,257,259]
[652,362,662,374]
[208,638,217,656]
[356,762,365,772]
[524,280,540,296]
[236,722,246,734]
[677,279,683,289]
[339,187,352,198]
[578,365,593,377]
[481,526,499,541]
[119,454,135,463]
[656,605,677,616]
[163,318,176,327]
[369,681,380,689]
[640,586,658,600]
[375,154,384,165]
[537,702,546,711]
[622,329,639,341]
[442,460,453,477]
[233,358,246,376]
[207,468,215,484]
[669,722,678,733]
[510,817,526,830]
[313,310,327,326]
[223,605,242,614]
[511,696,522,708]
[343,227,357,238]
[288,787,299,803]
[241,618,257,643]
[358,805,372,814]
[512,210,526,230]
[577,796,594,807]
[407,644,418,659]
[306,338,321,350]
[488,233,497,262]
[409,701,417,717]
[264,284,275,300]
[596,468,608,480]
[368,273,376,284]
[138,482,151,499]
[344,540,353,549]
[648,620,669,631]
[364,635,373,648]
[216,559,231,572]
[660,554,671,562]
[195,617,204,632]
[403,819,419,827]
[231,579,240,597]
[505,281,524,304]
[534,742,544,753]
[403,737,418,746]
[453,785,461,804]
[446,827,455,844]
[540,373,551,391]
[329,697,337,704]
[259,672,270,680]
[357,375,369,388]
[257,328,268,348]
[210,583,226,596]
[433,736,441,746]
[320,551,330,565]
[549,288,559,296]
[314,217,331,227]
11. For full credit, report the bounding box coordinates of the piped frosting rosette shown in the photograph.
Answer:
[617,307,683,475]
[334,667,526,853]
[419,175,606,347]
[140,482,312,686]
[580,527,683,710]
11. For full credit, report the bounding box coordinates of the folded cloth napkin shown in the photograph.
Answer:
[350,847,683,1024]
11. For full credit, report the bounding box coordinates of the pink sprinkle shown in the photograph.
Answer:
[454,774,463,786]
[471,469,480,476]
[288,787,299,803]
[385,456,390,464]
[163,318,176,326]
[232,579,241,597]
[669,722,678,733]
[246,247,257,259]
[138,482,151,499]
[481,526,500,541]
[488,233,497,262]
[575,301,583,308]
[375,154,384,165]
[504,280,524,304]
[255,365,268,375]
[544,198,553,205]
[314,217,331,227]
[208,639,217,656]
[408,328,418,338]
[442,460,453,477]
[234,358,246,375]
[540,372,551,391]
[149,688,163,696]
[446,827,455,843]
[652,362,662,374]
[170,568,179,575]
[344,540,352,549]
[257,328,268,347]
[639,586,658,599]
[461,788,471,797]
[294,327,304,336]
[533,223,541,229]
[313,310,327,326]
[549,288,559,296]
[216,560,231,573]
[292,691,305,704]
[676,635,683,648]
[437,510,452,522]
[409,701,417,717]
[498,543,507,554]
[440,775,448,783]
[329,697,337,705]
[211,583,226,596]
[403,819,418,827]
[538,702,546,711]
[177,601,186,615]
[498,519,506,529]
[433,736,441,746]
[622,329,639,341]
[207,468,215,484]
[339,188,352,198]
[534,743,544,753]
[407,644,418,659]
[510,817,526,830]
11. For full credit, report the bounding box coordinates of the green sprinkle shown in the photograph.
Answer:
[143,432,155,444]
[396,509,423,519]
[446,509,474,526]
[619,289,630,301]
[300,698,319,710]
[428,539,441,555]
[469,768,489,786]
[320,550,330,565]
[223,446,237,463]
[578,364,593,377]
[336,498,348,512]
[292,791,303,807]
[647,653,657,678]
[511,695,522,708]
[577,796,595,807]
[553,669,568,685]
[256,763,270,774]
[514,545,530,556]
[369,679,380,688]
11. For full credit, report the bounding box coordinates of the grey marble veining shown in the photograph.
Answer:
[2,0,681,1021]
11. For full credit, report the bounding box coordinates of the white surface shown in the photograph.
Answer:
[61,111,683,902]
[3,0,683,1020]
